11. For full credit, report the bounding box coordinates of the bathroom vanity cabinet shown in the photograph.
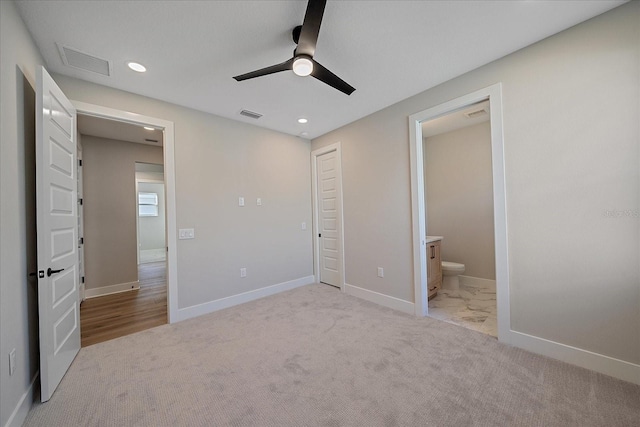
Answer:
[427,240,442,299]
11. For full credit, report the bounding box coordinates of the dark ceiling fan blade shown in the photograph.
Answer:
[311,59,355,95]
[233,58,294,81]
[295,0,327,58]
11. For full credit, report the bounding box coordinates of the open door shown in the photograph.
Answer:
[36,66,80,402]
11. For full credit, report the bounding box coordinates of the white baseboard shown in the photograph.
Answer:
[5,372,38,427]
[340,281,639,385]
[459,275,495,288]
[344,283,415,315]
[509,330,640,385]
[176,275,315,322]
[139,248,166,263]
[84,281,140,299]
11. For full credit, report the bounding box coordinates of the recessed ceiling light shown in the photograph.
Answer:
[143,126,154,131]
[300,132,309,137]
[298,118,308,124]
[127,61,146,73]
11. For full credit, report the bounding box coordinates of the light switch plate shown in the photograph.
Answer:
[377,267,384,278]
[179,228,195,239]
[301,222,307,230]
[240,268,247,278]
[256,198,262,206]
[239,197,245,207]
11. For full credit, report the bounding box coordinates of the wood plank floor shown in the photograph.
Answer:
[80,261,167,347]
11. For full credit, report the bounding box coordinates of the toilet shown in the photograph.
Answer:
[441,261,465,290]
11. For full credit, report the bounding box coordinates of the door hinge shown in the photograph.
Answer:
[80,237,84,244]
[78,159,82,166]
[318,233,322,238]
[81,276,85,284]
[79,198,83,205]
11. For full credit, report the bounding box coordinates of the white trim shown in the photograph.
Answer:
[84,281,140,299]
[344,283,415,315]
[135,179,140,265]
[136,177,164,184]
[510,331,640,385]
[176,276,315,322]
[72,101,178,323]
[311,142,346,291]
[408,83,511,344]
[135,175,165,265]
[77,140,85,303]
[458,275,496,288]
[4,372,38,427]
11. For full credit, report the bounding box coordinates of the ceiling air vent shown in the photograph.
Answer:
[240,109,262,120]
[145,139,159,143]
[57,44,112,76]
[464,108,487,119]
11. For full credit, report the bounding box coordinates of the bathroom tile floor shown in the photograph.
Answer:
[428,277,497,338]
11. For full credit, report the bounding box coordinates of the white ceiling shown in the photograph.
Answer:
[78,114,164,147]
[16,0,625,140]
[422,100,490,138]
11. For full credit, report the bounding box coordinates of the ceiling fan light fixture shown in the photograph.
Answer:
[292,56,313,77]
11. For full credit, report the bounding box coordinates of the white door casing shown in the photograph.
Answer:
[408,83,511,343]
[312,143,345,289]
[36,66,81,402]
[77,142,85,302]
[72,101,178,323]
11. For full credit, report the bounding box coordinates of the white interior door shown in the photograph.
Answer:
[36,66,80,402]
[317,150,341,286]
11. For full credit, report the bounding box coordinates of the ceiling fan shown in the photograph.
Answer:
[233,0,355,96]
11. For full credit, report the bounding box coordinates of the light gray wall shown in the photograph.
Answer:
[0,1,44,425]
[52,74,314,310]
[312,3,639,365]
[424,122,495,280]
[82,135,163,290]
[2,1,312,420]
[138,181,166,252]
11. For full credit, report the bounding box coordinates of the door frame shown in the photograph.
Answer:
[135,176,165,265]
[77,141,85,302]
[73,101,179,323]
[311,142,345,291]
[408,83,511,343]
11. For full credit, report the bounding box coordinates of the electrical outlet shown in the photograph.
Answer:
[256,198,262,206]
[9,348,16,376]
[239,197,245,207]
[377,267,384,278]
[240,268,247,278]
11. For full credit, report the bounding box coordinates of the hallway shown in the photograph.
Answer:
[80,262,167,347]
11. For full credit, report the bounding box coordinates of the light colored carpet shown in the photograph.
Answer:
[24,284,640,426]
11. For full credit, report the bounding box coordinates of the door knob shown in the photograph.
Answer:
[47,267,65,277]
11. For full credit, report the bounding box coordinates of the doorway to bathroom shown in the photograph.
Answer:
[408,84,510,343]
[422,100,497,337]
